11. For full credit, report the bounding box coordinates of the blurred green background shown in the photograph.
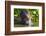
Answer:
[14,8,39,27]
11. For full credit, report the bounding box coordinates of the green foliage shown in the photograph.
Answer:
[14,8,39,27]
